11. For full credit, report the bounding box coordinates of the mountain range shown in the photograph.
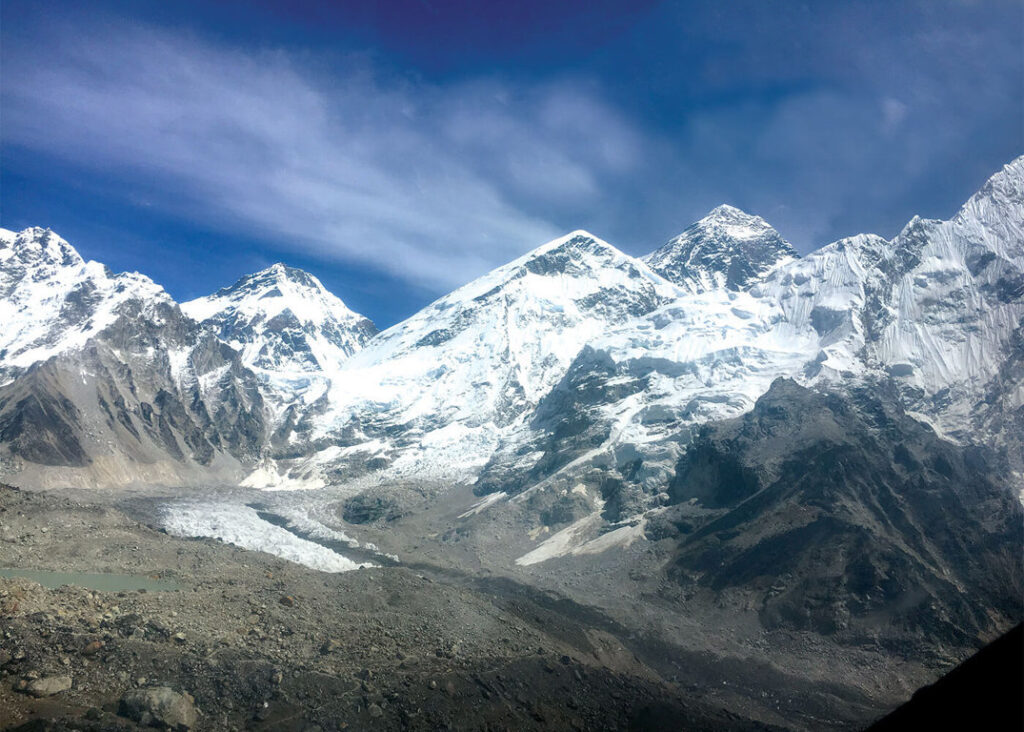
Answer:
[2,158,1021,507]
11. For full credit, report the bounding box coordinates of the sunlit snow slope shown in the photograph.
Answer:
[270,231,685,486]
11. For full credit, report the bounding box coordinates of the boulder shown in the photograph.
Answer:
[25,675,72,697]
[119,686,198,730]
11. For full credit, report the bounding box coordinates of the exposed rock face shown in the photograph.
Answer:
[654,379,1024,647]
[0,228,266,488]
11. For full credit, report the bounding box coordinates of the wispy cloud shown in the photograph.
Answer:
[1,19,641,290]
[2,1,1020,306]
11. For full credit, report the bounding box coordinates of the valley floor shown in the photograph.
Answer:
[0,484,961,731]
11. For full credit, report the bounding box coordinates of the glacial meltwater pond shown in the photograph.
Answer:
[0,568,179,592]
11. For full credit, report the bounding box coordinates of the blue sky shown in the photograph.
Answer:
[2,0,1021,326]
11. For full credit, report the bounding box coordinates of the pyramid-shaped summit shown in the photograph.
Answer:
[644,204,796,293]
[182,263,377,376]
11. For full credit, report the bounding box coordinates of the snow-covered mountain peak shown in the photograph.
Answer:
[644,205,797,293]
[0,227,171,380]
[523,228,607,257]
[199,262,335,310]
[401,230,671,314]
[492,229,620,275]
[274,230,685,487]
[182,264,377,378]
[702,203,773,234]
[967,154,1024,210]
[949,155,1024,264]
[350,229,680,370]
[254,262,325,289]
[518,229,665,281]
[0,226,84,270]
